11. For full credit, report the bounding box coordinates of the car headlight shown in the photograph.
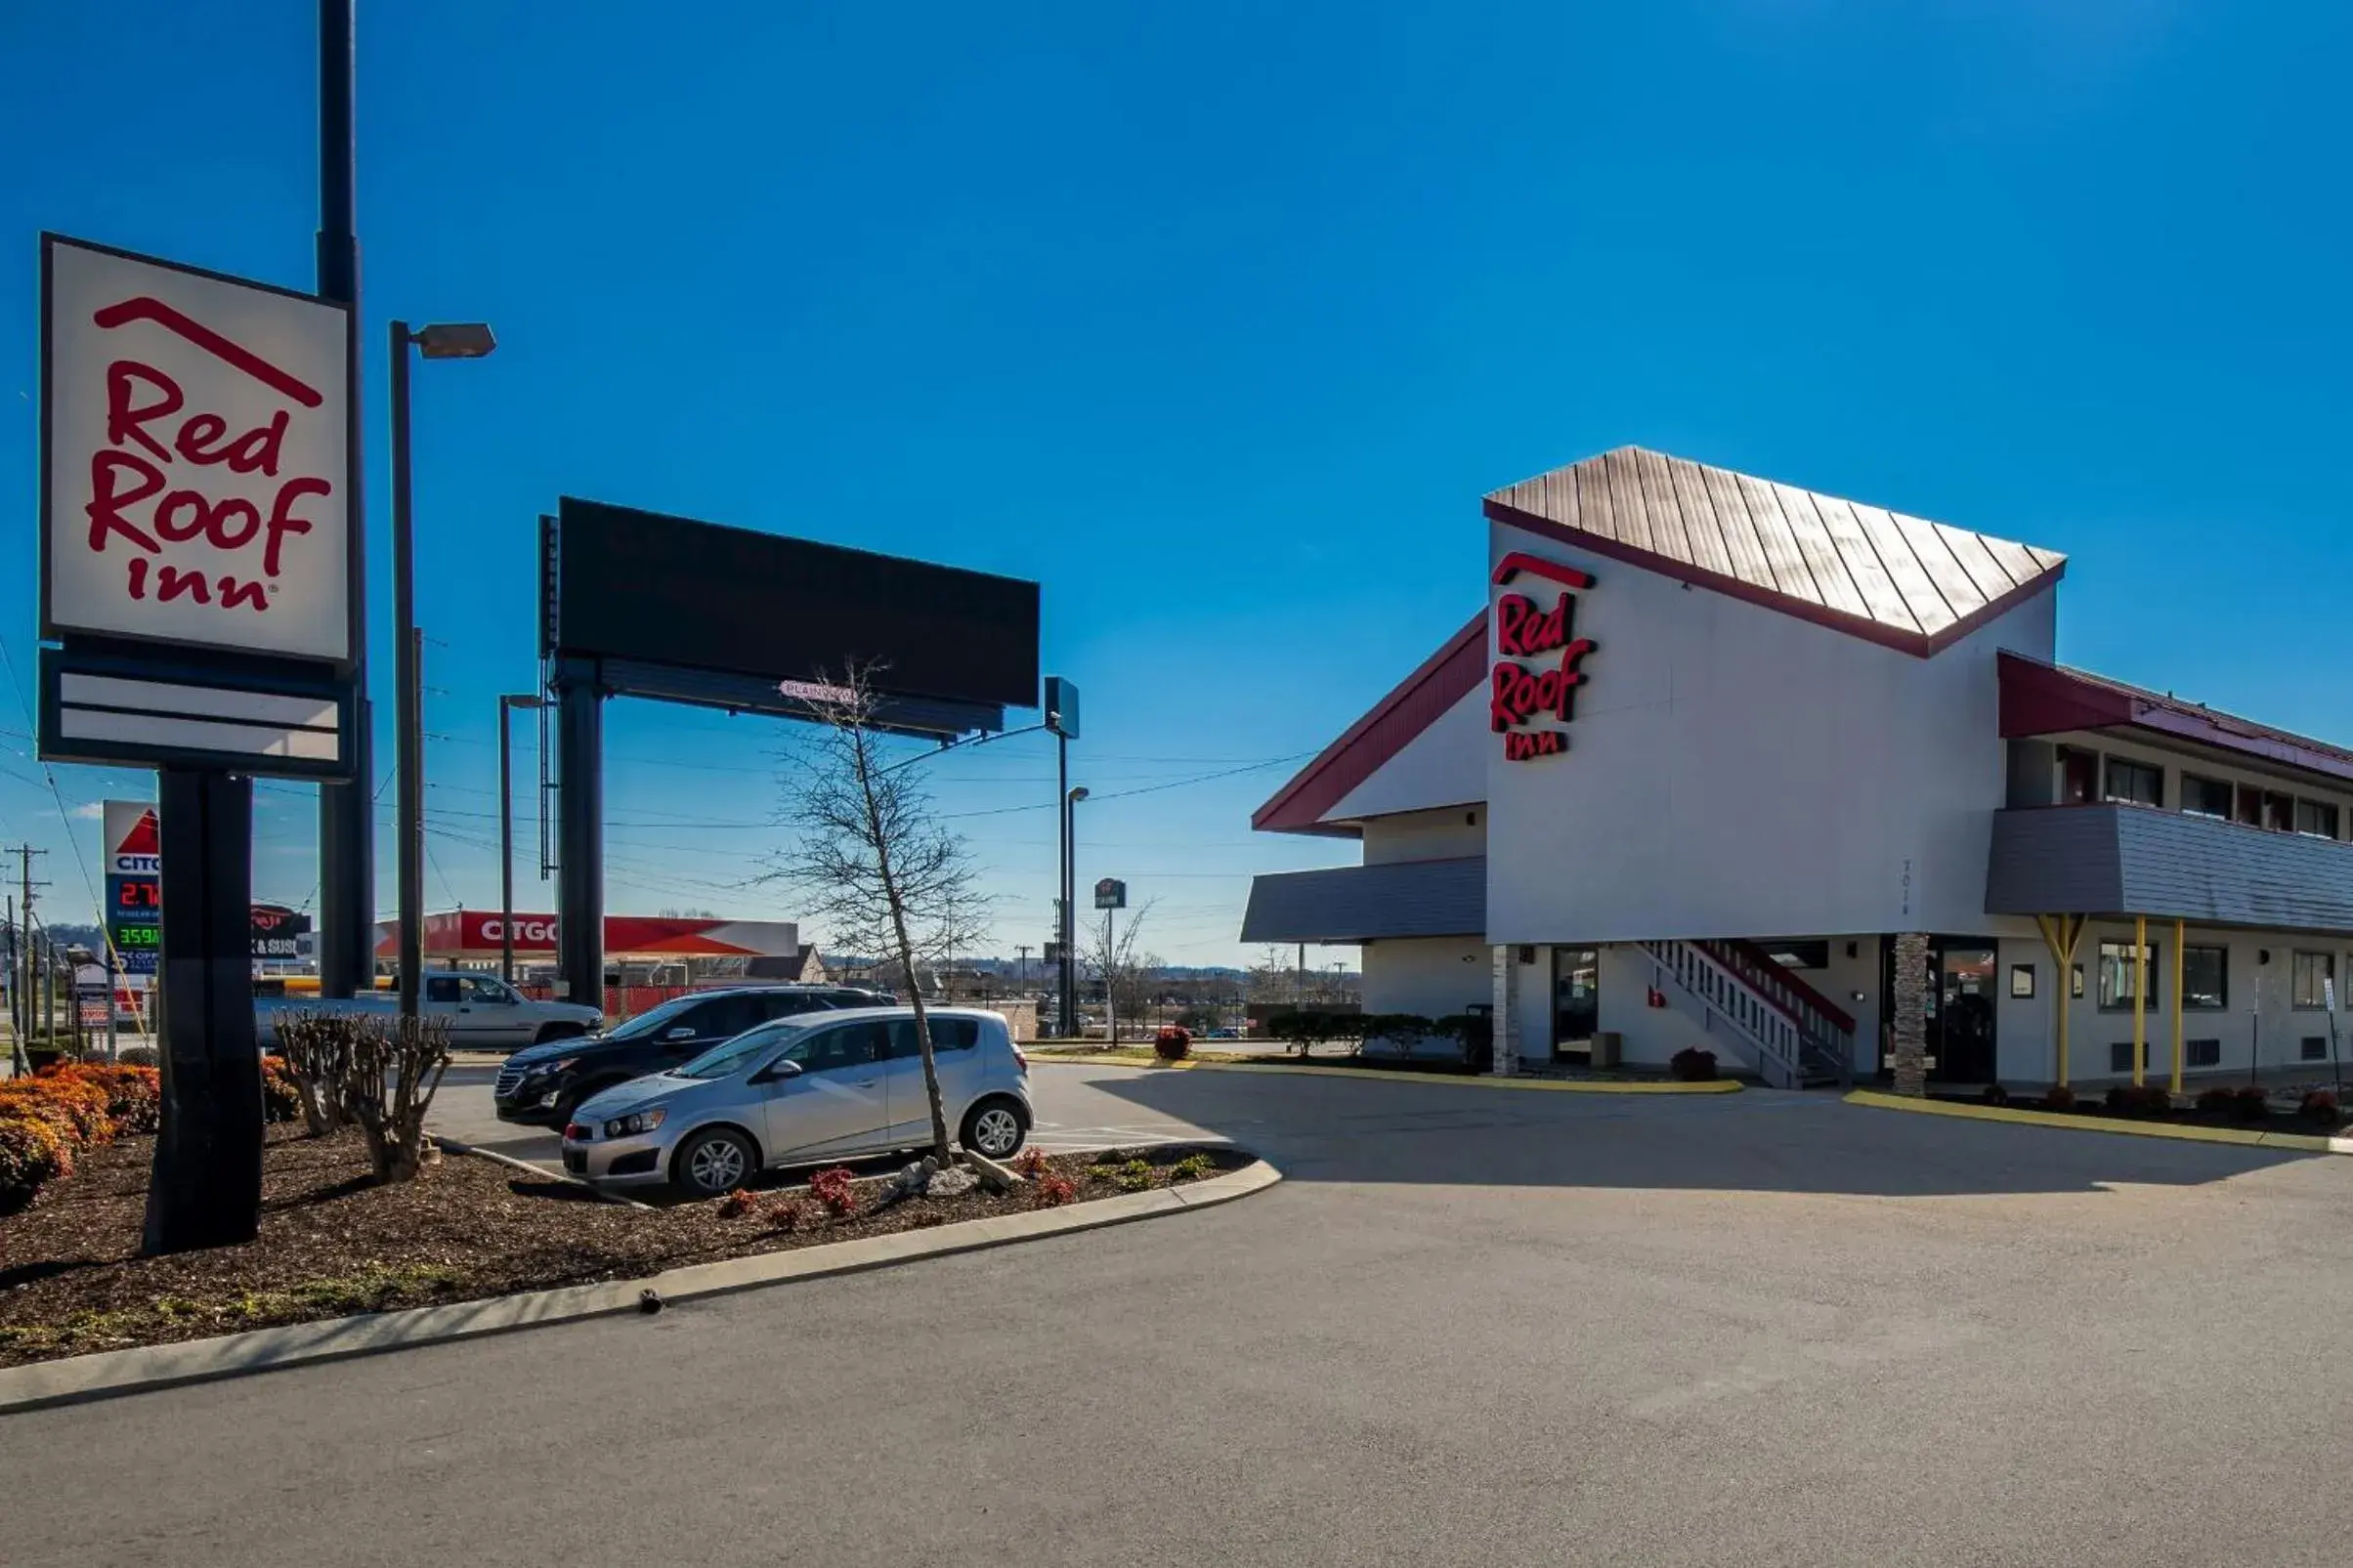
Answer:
[531,1057,578,1076]
[604,1108,666,1138]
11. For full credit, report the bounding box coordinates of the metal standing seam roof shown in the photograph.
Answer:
[1483,447,2068,656]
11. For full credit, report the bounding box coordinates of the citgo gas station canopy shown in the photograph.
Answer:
[375,911,800,961]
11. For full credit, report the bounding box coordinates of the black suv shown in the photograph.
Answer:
[491,986,888,1127]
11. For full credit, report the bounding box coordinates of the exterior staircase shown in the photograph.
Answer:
[1636,938,1855,1089]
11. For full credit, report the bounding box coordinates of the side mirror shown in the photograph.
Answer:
[752,1059,802,1085]
[663,1025,697,1042]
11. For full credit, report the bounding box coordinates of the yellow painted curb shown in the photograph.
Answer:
[1843,1088,2348,1153]
[1030,1054,1740,1094]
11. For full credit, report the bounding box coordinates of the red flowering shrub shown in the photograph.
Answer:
[2231,1085,2272,1123]
[1669,1047,1718,1082]
[0,1112,75,1210]
[716,1187,756,1219]
[259,1055,303,1123]
[2300,1089,2340,1127]
[1154,1026,1191,1062]
[1032,1173,1078,1208]
[768,1195,810,1232]
[2039,1084,2077,1112]
[48,1063,163,1135]
[809,1165,859,1218]
[1011,1146,1050,1181]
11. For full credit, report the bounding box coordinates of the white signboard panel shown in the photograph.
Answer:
[43,235,350,663]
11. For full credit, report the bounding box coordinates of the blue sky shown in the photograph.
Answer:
[2,0,2347,965]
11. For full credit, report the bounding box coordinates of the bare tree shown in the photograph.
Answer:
[1082,898,1160,1040]
[768,663,990,1164]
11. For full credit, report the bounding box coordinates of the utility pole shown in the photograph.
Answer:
[6,847,49,1057]
[3,893,17,1074]
[1015,945,1031,996]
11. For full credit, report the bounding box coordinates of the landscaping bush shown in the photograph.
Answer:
[52,1063,161,1135]
[2039,1084,2077,1112]
[2299,1089,2340,1127]
[115,1045,159,1067]
[1032,1173,1077,1208]
[259,1055,302,1124]
[1264,1009,1365,1057]
[0,1112,75,1211]
[1357,1014,1436,1058]
[1011,1146,1049,1181]
[716,1187,756,1219]
[1669,1046,1718,1082]
[274,1012,454,1181]
[0,1061,168,1210]
[2105,1083,2172,1117]
[2195,1085,2239,1118]
[1153,1025,1191,1062]
[1980,1082,2010,1107]
[2230,1085,2272,1123]
[768,1195,810,1231]
[1433,1013,1494,1074]
[809,1165,859,1218]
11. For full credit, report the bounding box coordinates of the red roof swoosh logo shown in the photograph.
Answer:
[92,296,324,408]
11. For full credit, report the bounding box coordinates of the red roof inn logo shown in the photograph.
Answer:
[1489,552,1596,762]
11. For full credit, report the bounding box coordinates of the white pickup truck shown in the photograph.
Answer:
[255,972,603,1051]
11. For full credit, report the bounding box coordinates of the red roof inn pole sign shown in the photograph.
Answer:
[38,234,356,778]
[1489,552,1597,762]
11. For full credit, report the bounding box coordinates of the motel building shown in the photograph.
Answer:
[1241,447,2353,1093]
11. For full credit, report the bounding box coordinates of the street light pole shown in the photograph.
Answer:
[390,319,497,1021]
[1062,784,1089,1038]
[498,694,544,985]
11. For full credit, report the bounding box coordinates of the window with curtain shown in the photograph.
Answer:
[2096,940,2160,1010]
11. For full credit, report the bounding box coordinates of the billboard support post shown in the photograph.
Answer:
[143,769,263,1252]
[554,660,605,1009]
[498,694,543,985]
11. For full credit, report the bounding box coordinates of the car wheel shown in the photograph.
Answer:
[961,1097,1027,1159]
[673,1126,757,1198]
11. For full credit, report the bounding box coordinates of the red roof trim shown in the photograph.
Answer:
[1483,499,2063,659]
[1254,610,1489,835]
[1997,652,2353,789]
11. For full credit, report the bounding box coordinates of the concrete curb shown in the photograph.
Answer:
[430,1134,657,1210]
[1844,1087,2353,1154]
[1029,1054,1743,1095]
[0,1159,1281,1416]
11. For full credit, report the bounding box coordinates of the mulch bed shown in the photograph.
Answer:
[0,1127,1249,1367]
[1932,1092,2346,1135]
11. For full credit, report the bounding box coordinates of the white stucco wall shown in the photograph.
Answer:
[1483,520,2057,945]
[1994,924,2353,1086]
[1361,806,1487,866]
[1361,936,1491,1018]
[1325,684,1487,824]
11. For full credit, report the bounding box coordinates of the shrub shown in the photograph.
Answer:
[1011,1146,1050,1180]
[809,1165,859,1218]
[1168,1152,1216,1182]
[0,1111,75,1211]
[1032,1173,1077,1208]
[115,1045,159,1067]
[1111,1158,1155,1193]
[274,1013,454,1180]
[2195,1085,2239,1117]
[54,1063,161,1135]
[1669,1047,1718,1082]
[258,1055,302,1124]
[1433,1013,1494,1074]
[2230,1085,2272,1123]
[2299,1089,2340,1127]
[2104,1083,2172,1117]
[767,1195,810,1231]
[716,1188,755,1219]
[1980,1082,2010,1107]
[2039,1084,2077,1112]
[1153,1025,1191,1062]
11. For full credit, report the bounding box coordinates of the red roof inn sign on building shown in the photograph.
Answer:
[37,234,356,778]
[1489,552,1597,761]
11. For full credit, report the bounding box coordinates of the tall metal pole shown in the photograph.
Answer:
[390,324,422,1022]
[316,0,374,999]
[1056,732,1071,1038]
[499,696,517,985]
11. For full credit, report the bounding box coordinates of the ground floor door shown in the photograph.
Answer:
[1553,947,1600,1059]
[1882,937,1999,1083]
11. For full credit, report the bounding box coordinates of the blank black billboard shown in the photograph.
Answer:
[549,498,1039,710]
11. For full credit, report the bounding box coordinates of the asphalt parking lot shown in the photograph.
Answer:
[17,1063,2353,1567]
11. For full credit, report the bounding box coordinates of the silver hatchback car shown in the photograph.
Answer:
[562,1006,1032,1198]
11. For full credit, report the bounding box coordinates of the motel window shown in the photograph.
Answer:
[2182,946,2228,1009]
[2263,791,2295,832]
[2186,1039,2221,1069]
[2180,774,2234,821]
[2235,787,2264,827]
[2058,746,2099,806]
[2303,1038,2331,1063]
[2096,940,2160,1011]
[2103,757,2162,809]
[2291,952,2334,1010]
[2294,799,2341,839]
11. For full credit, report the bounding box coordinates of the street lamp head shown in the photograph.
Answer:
[412,321,498,360]
[502,693,545,710]
[1068,786,1090,804]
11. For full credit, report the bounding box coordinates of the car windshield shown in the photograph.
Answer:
[673,1017,816,1080]
[602,994,708,1042]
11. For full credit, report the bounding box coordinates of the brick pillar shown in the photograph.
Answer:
[1491,946,1519,1077]
[1890,931,1929,1097]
